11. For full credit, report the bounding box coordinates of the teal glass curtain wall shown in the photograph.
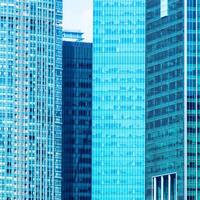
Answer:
[145,0,200,199]
[92,0,145,199]
[0,0,62,199]
[186,0,200,198]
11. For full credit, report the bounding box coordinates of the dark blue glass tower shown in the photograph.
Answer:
[62,31,92,200]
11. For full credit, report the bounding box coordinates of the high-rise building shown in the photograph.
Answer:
[62,31,92,200]
[145,0,200,199]
[93,1,145,199]
[0,1,62,199]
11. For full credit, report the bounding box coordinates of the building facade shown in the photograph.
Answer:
[62,31,92,200]
[93,0,145,199]
[146,0,200,199]
[0,1,62,199]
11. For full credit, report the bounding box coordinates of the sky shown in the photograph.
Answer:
[63,0,93,42]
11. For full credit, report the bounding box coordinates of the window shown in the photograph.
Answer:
[152,173,177,200]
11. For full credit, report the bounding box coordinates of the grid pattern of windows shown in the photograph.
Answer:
[62,41,92,200]
[186,1,200,199]
[146,0,200,199]
[93,0,145,199]
[145,0,185,199]
[0,0,62,199]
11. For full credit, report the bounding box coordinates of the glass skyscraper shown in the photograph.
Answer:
[93,0,145,199]
[0,1,62,199]
[146,0,200,199]
[62,31,92,200]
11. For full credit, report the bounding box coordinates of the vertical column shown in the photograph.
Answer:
[168,175,171,200]
[161,176,164,200]
[175,174,177,200]
[154,177,157,200]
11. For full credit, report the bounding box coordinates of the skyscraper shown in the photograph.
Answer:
[0,1,62,199]
[145,0,200,199]
[93,1,145,199]
[62,31,92,200]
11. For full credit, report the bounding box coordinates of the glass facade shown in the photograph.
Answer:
[93,0,145,199]
[62,39,92,200]
[0,0,62,199]
[145,0,200,199]
[186,0,200,198]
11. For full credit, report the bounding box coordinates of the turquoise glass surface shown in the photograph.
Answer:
[93,0,145,199]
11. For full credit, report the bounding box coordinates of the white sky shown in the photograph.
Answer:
[63,0,93,42]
